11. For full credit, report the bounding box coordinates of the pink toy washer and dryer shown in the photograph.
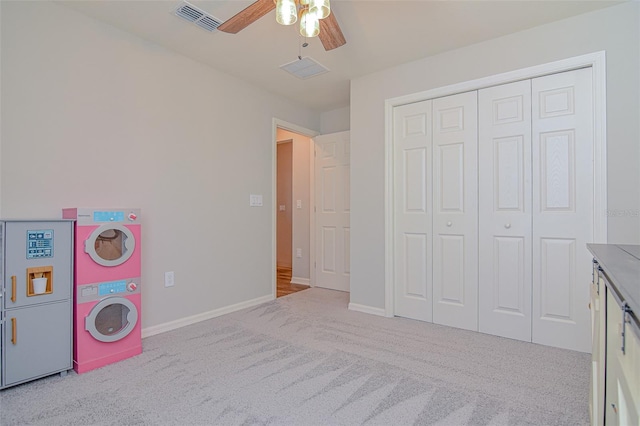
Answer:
[62,208,142,374]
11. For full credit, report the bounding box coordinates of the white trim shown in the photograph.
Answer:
[275,119,320,139]
[290,276,310,286]
[384,91,395,317]
[142,294,273,338]
[309,136,316,287]
[384,51,607,318]
[272,118,319,299]
[348,302,387,317]
[591,53,608,244]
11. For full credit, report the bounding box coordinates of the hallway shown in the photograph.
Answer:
[276,266,308,298]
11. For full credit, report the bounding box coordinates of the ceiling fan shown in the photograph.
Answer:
[217,0,346,51]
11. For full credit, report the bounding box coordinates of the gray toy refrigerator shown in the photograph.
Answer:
[1,220,73,389]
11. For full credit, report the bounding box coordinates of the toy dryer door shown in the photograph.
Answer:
[85,224,136,267]
[85,297,138,343]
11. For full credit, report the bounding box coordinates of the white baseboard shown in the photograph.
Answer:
[348,302,386,317]
[290,276,310,286]
[142,294,274,338]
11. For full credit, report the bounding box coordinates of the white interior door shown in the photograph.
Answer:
[532,68,593,352]
[393,100,433,321]
[478,80,533,341]
[314,131,350,292]
[432,91,478,331]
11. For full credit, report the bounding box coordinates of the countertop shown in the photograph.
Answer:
[588,244,640,321]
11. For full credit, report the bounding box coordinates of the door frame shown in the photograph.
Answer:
[272,118,319,298]
[383,51,608,317]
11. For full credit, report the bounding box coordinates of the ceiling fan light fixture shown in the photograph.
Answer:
[300,8,320,37]
[276,0,297,25]
[309,0,330,20]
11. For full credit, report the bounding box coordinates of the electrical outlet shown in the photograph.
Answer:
[296,248,302,258]
[164,271,175,287]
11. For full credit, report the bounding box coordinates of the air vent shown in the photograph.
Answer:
[175,1,222,32]
[280,57,329,80]
[196,15,221,32]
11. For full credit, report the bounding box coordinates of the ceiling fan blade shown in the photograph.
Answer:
[318,12,346,51]
[217,0,276,34]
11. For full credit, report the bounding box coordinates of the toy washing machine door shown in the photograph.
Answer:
[85,224,136,267]
[85,297,138,342]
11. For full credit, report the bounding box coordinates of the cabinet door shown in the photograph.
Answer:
[590,266,606,426]
[432,91,478,331]
[478,80,532,342]
[605,288,640,426]
[3,301,72,387]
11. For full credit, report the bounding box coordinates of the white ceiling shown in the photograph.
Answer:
[59,0,621,112]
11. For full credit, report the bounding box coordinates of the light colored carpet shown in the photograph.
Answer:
[1,288,590,425]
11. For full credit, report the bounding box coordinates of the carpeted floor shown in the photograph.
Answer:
[0,288,590,425]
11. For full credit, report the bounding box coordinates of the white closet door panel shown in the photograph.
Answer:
[532,68,593,352]
[432,91,478,331]
[315,132,350,292]
[437,234,465,303]
[393,101,433,321]
[478,80,532,342]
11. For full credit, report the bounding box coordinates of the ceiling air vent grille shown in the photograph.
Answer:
[280,57,329,80]
[175,2,222,32]
[196,15,222,32]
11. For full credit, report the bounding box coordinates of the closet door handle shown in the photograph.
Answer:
[11,276,17,303]
[446,221,452,227]
[504,223,511,229]
[11,318,17,344]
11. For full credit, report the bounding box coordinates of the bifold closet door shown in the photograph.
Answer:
[478,80,532,342]
[432,91,478,331]
[393,100,433,322]
[532,68,593,353]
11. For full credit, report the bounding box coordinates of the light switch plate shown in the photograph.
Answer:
[250,194,263,207]
[296,200,302,209]
[164,271,175,287]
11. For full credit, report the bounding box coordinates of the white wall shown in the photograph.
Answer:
[320,106,350,134]
[277,129,311,284]
[350,2,640,309]
[1,1,320,330]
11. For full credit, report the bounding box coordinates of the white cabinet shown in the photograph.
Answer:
[588,244,640,426]
[605,287,640,426]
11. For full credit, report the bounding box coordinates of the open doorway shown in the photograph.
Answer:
[275,124,316,297]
